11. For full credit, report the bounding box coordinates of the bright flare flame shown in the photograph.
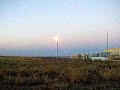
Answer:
[53,36,59,41]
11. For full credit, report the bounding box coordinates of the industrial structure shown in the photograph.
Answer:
[71,54,91,60]
[71,48,120,61]
[104,48,120,60]
[104,48,120,55]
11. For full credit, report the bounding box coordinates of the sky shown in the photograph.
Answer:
[0,0,120,56]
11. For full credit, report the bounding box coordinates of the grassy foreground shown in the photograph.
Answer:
[0,56,120,89]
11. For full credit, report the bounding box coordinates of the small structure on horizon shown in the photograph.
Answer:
[104,48,120,55]
[71,54,91,60]
[90,53,107,61]
[71,48,120,61]
[104,48,120,60]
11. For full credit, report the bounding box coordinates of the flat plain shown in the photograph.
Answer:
[0,56,120,89]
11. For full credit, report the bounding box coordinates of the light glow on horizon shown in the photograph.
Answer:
[53,36,59,42]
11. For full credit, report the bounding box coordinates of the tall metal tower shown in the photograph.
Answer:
[57,42,58,59]
[107,32,109,57]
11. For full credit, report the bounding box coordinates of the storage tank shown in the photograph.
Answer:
[71,54,91,60]
[71,54,81,60]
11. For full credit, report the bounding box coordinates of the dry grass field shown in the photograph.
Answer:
[0,56,120,89]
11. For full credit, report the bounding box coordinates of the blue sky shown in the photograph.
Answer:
[0,0,120,56]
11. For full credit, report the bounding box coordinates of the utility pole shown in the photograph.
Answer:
[53,36,59,59]
[107,32,109,57]
[57,41,58,59]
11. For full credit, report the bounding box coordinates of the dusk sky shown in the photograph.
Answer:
[0,0,120,56]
